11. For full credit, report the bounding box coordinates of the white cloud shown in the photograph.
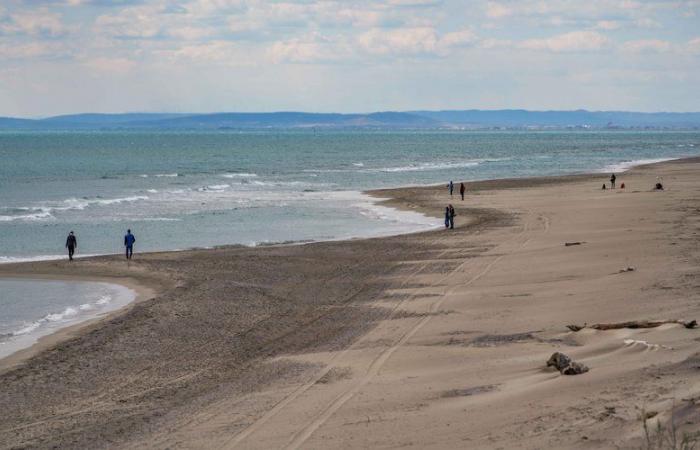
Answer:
[0,42,65,59]
[621,39,672,53]
[635,17,662,28]
[688,37,700,53]
[0,8,68,37]
[95,4,165,38]
[268,34,342,63]
[595,20,621,30]
[83,56,136,73]
[518,31,610,52]
[168,26,214,40]
[358,27,439,55]
[439,29,477,47]
[485,1,512,18]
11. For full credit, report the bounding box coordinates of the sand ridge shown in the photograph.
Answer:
[1,159,699,449]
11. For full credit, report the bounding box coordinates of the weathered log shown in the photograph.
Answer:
[567,319,697,332]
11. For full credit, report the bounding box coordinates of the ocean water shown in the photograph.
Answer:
[0,279,135,360]
[0,130,699,261]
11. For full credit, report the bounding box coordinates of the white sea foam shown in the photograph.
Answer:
[302,158,508,174]
[13,305,80,336]
[198,184,230,191]
[0,254,100,264]
[600,157,680,173]
[0,209,53,222]
[220,172,258,178]
[372,158,508,173]
[10,295,112,337]
[2,195,150,222]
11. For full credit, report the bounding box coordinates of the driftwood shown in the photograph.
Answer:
[564,242,584,246]
[567,319,697,332]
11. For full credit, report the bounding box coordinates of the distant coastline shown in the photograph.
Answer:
[2,110,700,130]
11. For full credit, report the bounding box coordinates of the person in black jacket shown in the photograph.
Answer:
[66,231,77,261]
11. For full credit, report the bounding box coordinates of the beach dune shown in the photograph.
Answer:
[1,159,700,449]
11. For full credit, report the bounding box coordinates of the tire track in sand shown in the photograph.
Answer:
[283,212,546,450]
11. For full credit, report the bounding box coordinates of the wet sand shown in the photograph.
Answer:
[1,159,699,449]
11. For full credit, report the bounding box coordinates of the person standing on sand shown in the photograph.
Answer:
[610,173,616,189]
[65,231,77,261]
[444,206,451,228]
[460,182,466,201]
[448,204,456,229]
[124,229,136,260]
[448,181,454,197]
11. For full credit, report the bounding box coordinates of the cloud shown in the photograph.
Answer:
[595,20,621,30]
[688,37,700,53]
[635,17,662,28]
[621,39,672,53]
[358,27,438,55]
[0,8,68,37]
[268,33,342,63]
[357,27,475,56]
[0,42,66,59]
[485,1,512,18]
[94,3,167,38]
[518,31,610,52]
[82,56,136,73]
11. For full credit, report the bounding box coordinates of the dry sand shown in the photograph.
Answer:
[1,159,699,449]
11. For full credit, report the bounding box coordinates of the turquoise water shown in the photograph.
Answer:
[0,130,698,260]
[0,279,135,359]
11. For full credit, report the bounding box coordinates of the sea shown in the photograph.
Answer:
[0,129,699,358]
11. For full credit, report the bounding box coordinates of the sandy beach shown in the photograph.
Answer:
[1,158,699,449]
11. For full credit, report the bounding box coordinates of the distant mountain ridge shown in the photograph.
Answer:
[1,110,699,130]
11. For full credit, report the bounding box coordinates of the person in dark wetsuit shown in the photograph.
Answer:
[610,173,616,189]
[460,182,466,201]
[124,229,136,259]
[65,231,77,261]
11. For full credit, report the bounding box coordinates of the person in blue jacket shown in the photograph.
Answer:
[124,229,136,259]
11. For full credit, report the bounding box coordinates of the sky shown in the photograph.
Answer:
[1,0,699,117]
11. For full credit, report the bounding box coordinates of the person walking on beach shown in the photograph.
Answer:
[448,180,454,197]
[460,182,466,201]
[445,206,451,228]
[124,229,136,260]
[448,204,456,229]
[65,231,77,261]
[610,173,616,189]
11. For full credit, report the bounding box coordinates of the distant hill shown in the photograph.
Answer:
[413,110,700,128]
[1,110,699,130]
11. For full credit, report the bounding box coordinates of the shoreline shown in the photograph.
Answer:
[0,156,693,374]
[2,155,688,265]
[1,156,699,448]
[0,273,158,374]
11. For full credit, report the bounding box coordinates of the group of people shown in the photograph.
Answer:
[65,229,137,261]
[445,180,465,230]
[447,180,466,200]
[602,173,625,190]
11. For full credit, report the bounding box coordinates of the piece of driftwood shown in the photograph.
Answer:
[564,242,584,246]
[567,319,697,332]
